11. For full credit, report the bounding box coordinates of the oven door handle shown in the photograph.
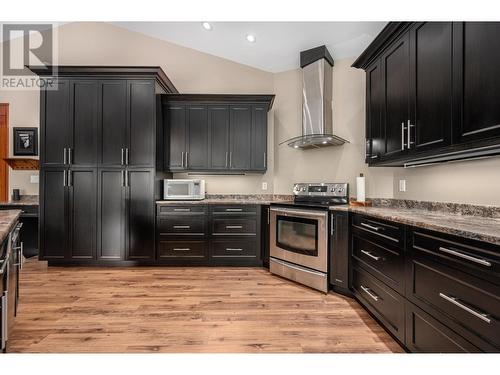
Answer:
[270,207,327,218]
[270,258,326,277]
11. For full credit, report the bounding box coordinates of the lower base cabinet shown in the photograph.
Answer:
[156,204,262,266]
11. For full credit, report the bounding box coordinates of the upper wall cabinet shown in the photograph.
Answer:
[163,94,274,174]
[354,22,500,167]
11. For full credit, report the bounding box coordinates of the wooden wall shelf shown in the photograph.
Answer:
[3,158,39,170]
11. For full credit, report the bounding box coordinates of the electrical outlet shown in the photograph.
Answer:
[30,175,39,184]
[398,179,406,192]
[262,182,268,191]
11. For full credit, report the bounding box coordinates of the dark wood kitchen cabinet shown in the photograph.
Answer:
[33,66,177,265]
[354,22,500,166]
[164,94,274,173]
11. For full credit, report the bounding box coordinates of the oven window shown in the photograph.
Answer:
[167,183,189,196]
[276,215,318,256]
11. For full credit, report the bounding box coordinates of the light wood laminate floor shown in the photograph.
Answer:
[9,259,404,353]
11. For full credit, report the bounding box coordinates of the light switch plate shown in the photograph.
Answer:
[262,182,268,191]
[30,175,39,184]
[398,179,406,192]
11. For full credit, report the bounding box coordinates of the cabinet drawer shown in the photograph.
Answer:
[157,205,207,215]
[352,214,404,246]
[211,205,258,215]
[211,239,257,258]
[352,266,405,342]
[352,234,405,294]
[407,256,500,350]
[212,218,257,235]
[411,228,500,282]
[157,216,206,235]
[158,240,207,258]
[405,300,480,353]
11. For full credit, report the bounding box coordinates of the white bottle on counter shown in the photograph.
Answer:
[356,173,366,203]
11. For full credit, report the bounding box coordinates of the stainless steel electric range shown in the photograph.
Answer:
[269,182,348,293]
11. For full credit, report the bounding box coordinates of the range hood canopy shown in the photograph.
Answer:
[281,45,349,149]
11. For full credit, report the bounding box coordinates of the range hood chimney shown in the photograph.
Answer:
[281,45,349,149]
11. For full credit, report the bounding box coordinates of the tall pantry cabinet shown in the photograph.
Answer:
[32,66,177,264]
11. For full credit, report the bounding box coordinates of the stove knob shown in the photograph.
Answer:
[330,187,335,192]
[301,187,307,192]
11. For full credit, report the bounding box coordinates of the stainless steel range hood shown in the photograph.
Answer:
[281,45,349,149]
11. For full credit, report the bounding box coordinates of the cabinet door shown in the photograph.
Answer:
[250,106,267,171]
[229,105,252,170]
[98,169,126,260]
[167,105,187,170]
[67,168,97,260]
[330,212,349,288]
[127,169,155,260]
[100,80,128,166]
[453,22,500,143]
[40,168,67,259]
[128,80,155,167]
[41,79,70,166]
[208,105,230,170]
[187,105,209,169]
[410,22,453,152]
[69,80,99,166]
[382,33,411,157]
[366,60,383,162]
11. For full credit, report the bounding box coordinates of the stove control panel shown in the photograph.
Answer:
[293,183,348,198]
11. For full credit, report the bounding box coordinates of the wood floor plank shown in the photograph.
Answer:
[8,259,404,353]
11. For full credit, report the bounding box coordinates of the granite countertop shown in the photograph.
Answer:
[157,199,294,205]
[0,195,39,206]
[0,210,22,246]
[330,205,500,246]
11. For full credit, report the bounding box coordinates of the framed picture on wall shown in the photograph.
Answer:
[13,127,38,156]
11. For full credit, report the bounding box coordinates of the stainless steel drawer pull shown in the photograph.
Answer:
[173,208,191,212]
[360,285,380,302]
[439,293,491,324]
[360,250,381,261]
[360,222,381,232]
[438,247,492,267]
[173,248,191,251]
[173,225,191,229]
[226,208,243,212]
[226,225,243,229]
[226,248,243,252]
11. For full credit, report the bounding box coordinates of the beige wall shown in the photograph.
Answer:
[2,22,500,205]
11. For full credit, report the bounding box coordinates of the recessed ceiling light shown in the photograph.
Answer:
[246,34,256,43]
[202,22,212,31]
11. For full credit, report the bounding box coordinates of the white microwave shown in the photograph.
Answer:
[163,179,205,200]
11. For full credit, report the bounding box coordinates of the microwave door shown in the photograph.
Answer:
[168,182,190,199]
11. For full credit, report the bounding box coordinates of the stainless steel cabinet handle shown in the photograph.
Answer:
[226,225,243,229]
[68,148,73,165]
[1,294,7,349]
[407,120,414,148]
[439,293,491,324]
[173,248,191,252]
[121,148,124,165]
[68,170,72,187]
[125,148,129,165]
[401,122,407,150]
[360,285,380,302]
[63,170,67,187]
[438,247,491,267]
[63,148,67,164]
[185,152,188,167]
[125,171,129,187]
[181,152,185,167]
[121,170,125,187]
[173,208,191,212]
[360,222,381,232]
[371,155,379,159]
[225,152,228,168]
[226,248,243,251]
[263,152,267,168]
[173,225,191,229]
[361,250,381,261]
[229,152,232,167]
[226,208,243,212]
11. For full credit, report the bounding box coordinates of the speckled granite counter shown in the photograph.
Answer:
[0,195,39,206]
[330,204,500,246]
[157,194,294,206]
[0,210,22,245]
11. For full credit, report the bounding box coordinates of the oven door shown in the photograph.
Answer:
[270,207,328,273]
